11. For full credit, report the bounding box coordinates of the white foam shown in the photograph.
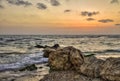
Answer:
[0,52,48,71]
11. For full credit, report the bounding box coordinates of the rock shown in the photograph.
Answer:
[65,46,84,70]
[48,49,71,70]
[43,48,56,58]
[100,57,120,81]
[48,46,84,70]
[80,56,104,78]
[84,54,95,57]
[40,71,104,81]
[34,44,51,49]
[52,44,60,49]
[35,44,60,49]
[44,45,51,48]
[92,78,103,81]
[19,64,37,71]
[43,44,60,58]
[34,45,45,48]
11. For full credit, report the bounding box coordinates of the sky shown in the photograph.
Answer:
[0,0,120,35]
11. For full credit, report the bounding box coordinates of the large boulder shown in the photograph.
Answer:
[100,57,120,81]
[63,46,84,70]
[80,56,104,78]
[48,46,84,70]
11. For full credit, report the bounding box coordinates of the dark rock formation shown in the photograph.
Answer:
[40,71,105,81]
[19,64,37,71]
[84,53,95,57]
[35,45,44,48]
[80,56,104,78]
[42,46,120,81]
[48,46,84,70]
[35,44,60,49]
[52,44,60,49]
[34,45,49,48]
[100,57,120,81]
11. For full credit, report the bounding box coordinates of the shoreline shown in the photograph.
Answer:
[0,45,120,81]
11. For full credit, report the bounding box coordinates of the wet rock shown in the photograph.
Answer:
[52,44,60,49]
[34,45,46,48]
[19,64,37,71]
[80,56,104,78]
[40,71,104,81]
[48,46,84,70]
[43,44,60,58]
[84,53,95,57]
[35,44,60,49]
[43,48,56,58]
[100,57,120,81]
[44,45,51,48]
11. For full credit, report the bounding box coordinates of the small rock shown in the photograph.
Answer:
[43,48,56,58]
[52,44,60,49]
[34,45,45,48]
[19,64,37,71]
[84,54,95,57]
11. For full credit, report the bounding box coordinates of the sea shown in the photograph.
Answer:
[0,35,120,80]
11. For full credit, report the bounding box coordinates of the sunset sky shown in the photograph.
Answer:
[0,0,120,35]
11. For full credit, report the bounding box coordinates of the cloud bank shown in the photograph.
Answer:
[50,0,60,6]
[6,0,32,7]
[98,19,114,23]
[110,0,119,4]
[86,18,95,21]
[115,24,120,26]
[37,3,47,10]
[64,9,71,13]
[81,11,99,17]
[0,5,4,9]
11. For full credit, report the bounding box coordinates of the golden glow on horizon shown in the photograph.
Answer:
[0,0,120,34]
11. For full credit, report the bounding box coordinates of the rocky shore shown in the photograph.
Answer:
[0,45,119,81]
[40,45,120,81]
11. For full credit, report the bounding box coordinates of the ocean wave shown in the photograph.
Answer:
[0,52,48,72]
[0,58,48,72]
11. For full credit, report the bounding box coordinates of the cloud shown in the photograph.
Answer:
[6,0,32,7]
[110,0,119,4]
[115,24,120,26]
[37,3,47,10]
[86,18,95,21]
[98,19,114,23]
[81,11,99,17]
[50,0,60,6]
[64,9,71,13]
[0,0,4,9]
[0,5,4,9]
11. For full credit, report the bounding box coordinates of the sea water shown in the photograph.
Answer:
[0,35,120,80]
